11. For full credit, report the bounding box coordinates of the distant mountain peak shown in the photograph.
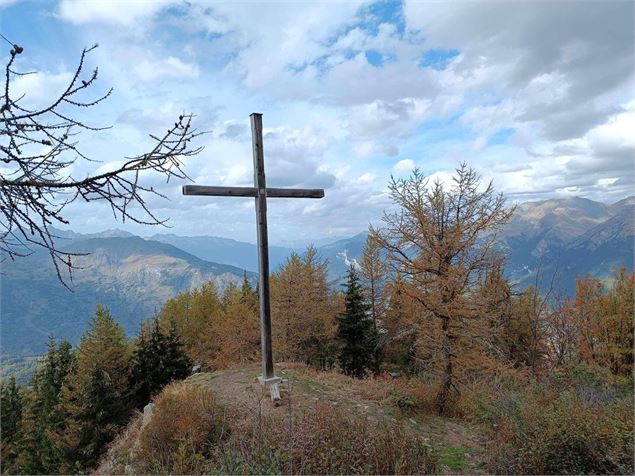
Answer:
[611,196,635,209]
[93,229,135,238]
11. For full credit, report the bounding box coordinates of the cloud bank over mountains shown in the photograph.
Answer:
[3,0,633,243]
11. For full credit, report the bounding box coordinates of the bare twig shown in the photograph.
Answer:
[0,39,205,286]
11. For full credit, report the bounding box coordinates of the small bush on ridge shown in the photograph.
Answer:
[486,389,633,474]
[137,382,228,474]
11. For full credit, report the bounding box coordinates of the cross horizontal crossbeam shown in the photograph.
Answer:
[182,185,324,199]
[182,113,325,402]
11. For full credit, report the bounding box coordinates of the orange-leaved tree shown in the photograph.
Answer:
[374,163,514,415]
[573,268,634,376]
[271,247,339,368]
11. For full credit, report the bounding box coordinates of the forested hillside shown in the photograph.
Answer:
[1,236,254,356]
[2,195,632,358]
[2,167,632,475]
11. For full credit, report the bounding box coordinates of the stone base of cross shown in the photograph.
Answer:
[183,113,324,401]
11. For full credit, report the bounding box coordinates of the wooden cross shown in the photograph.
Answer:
[182,113,324,399]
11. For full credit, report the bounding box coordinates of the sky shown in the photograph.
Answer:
[1,0,634,245]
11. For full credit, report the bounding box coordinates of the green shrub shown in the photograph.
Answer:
[392,389,417,413]
[440,445,469,471]
[458,371,529,424]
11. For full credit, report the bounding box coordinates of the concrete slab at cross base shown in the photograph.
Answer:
[258,375,282,401]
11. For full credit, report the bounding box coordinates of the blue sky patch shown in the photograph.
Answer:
[419,48,460,70]
[360,0,405,36]
[488,128,516,145]
[365,50,383,67]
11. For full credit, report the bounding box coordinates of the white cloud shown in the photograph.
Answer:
[57,0,174,26]
[132,56,200,82]
[427,170,455,190]
[587,107,635,157]
[10,71,73,110]
[16,0,633,241]
[404,0,634,141]
[354,141,399,158]
[94,160,125,175]
[392,159,415,176]
[353,173,376,185]
[349,98,431,138]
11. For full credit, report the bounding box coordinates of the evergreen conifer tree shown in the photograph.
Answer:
[15,338,75,474]
[165,319,193,379]
[130,316,192,409]
[240,271,257,305]
[1,376,22,442]
[71,366,127,467]
[336,266,378,377]
[1,376,23,472]
[57,305,132,471]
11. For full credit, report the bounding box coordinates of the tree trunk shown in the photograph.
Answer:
[436,316,454,416]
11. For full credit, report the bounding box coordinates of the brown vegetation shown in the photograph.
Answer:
[102,368,439,475]
[374,164,514,414]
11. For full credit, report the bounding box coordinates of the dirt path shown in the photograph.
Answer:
[188,363,488,474]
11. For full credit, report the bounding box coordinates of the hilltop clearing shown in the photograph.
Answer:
[100,364,487,475]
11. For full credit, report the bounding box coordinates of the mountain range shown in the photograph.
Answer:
[1,195,632,358]
[1,236,254,356]
[500,196,634,291]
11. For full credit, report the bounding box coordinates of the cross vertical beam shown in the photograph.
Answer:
[182,112,324,401]
[250,113,275,382]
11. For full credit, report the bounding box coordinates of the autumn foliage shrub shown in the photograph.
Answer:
[487,391,633,474]
[136,382,228,474]
[482,365,634,475]
[390,379,439,415]
[457,368,529,424]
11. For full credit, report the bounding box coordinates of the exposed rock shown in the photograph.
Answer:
[142,402,154,428]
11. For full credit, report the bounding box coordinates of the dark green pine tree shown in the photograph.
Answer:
[164,319,193,381]
[56,305,132,472]
[1,376,23,472]
[130,317,192,409]
[17,338,75,475]
[336,266,378,378]
[72,366,128,468]
[1,376,23,443]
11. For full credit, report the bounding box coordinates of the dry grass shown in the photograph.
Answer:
[102,365,506,474]
[95,413,143,475]
[487,391,633,474]
[213,402,437,475]
[102,370,439,475]
[100,362,631,475]
[137,382,229,474]
[455,363,634,475]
